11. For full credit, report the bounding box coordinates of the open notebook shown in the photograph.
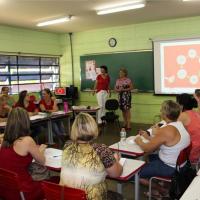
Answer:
[45,148,62,169]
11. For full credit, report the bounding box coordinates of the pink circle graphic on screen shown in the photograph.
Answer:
[164,44,200,88]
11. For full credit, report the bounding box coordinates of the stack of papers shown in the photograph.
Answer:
[45,148,63,169]
[30,115,46,121]
[119,158,126,166]
[126,136,149,144]
[51,111,66,115]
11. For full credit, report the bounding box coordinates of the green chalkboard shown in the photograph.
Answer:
[80,51,154,92]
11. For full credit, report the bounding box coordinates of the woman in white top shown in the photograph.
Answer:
[135,100,190,197]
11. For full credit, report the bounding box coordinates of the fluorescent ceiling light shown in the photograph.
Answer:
[97,1,146,15]
[37,16,71,27]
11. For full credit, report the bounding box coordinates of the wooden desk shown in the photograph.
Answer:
[72,106,100,123]
[180,176,200,200]
[109,136,145,157]
[45,148,145,200]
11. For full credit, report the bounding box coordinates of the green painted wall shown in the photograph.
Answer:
[0,25,63,55]
[1,16,200,124]
[61,16,200,124]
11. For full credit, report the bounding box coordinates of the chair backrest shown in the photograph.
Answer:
[177,144,192,166]
[41,181,87,200]
[0,168,25,200]
[105,99,119,111]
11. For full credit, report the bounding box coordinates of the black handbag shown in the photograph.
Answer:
[169,160,196,200]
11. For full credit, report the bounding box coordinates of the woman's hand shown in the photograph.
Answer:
[39,144,47,154]
[113,152,121,162]
[134,136,143,145]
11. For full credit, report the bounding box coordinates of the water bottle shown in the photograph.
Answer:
[63,101,69,113]
[120,127,126,145]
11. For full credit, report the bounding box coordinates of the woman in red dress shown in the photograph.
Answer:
[0,107,46,200]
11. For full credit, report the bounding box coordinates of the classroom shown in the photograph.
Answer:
[0,1,200,200]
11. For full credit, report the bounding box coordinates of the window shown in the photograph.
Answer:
[0,55,60,94]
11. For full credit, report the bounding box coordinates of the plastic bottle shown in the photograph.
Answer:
[63,101,69,113]
[120,127,127,145]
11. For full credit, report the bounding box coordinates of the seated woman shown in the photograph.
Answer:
[39,88,65,139]
[60,112,123,200]
[0,107,46,200]
[1,86,15,107]
[15,90,38,116]
[135,100,190,197]
[0,95,11,122]
[177,93,200,163]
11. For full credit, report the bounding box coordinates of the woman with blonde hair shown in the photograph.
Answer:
[60,112,123,200]
[115,68,133,130]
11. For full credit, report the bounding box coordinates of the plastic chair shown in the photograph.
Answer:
[41,180,87,200]
[148,144,192,200]
[0,167,25,200]
[101,99,120,130]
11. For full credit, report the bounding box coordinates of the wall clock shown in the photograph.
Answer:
[108,38,117,47]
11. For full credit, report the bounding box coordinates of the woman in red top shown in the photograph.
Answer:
[15,90,38,116]
[0,107,46,200]
[39,88,65,140]
[177,93,200,163]
[93,65,110,124]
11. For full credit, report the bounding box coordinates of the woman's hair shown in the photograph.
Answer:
[16,90,27,108]
[1,86,9,94]
[100,65,108,73]
[176,93,197,111]
[120,68,128,77]
[43,88,52,97]
[70,112,98,142]
[2,107,31,147]
[161,100,181,121]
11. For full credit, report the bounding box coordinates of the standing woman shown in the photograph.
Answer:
[93,65,110,125]
[15,90,38,116]
[115,68,133,131]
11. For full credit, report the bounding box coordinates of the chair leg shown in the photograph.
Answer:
[20,192,26,200]
[117,119,121,130]
[149,177,153,200]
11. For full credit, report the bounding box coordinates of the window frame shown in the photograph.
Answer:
[0,55,60,94]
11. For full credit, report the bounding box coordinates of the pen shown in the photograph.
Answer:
[53,155,62,158]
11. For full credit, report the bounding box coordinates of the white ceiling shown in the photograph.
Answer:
[0,0,200,33]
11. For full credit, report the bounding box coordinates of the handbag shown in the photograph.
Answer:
[169,160,196,200]
[28,162,51,181]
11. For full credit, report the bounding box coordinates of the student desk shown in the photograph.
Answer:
[0,111,72,144]
[180,176,200,200]
[109,136,145,157]
[72,106,100,123]
[44,148,145,200]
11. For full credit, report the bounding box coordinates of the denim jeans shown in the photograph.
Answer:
[139,154,175,178]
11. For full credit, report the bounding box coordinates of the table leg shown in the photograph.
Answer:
[117,182,122,194]
[66,115,71,135]
[95,111,98,123]
[135,172,140,200]
[47,119,54,145]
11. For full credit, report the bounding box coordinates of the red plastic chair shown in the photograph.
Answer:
[148,144,192,200]
[0,168,25,200]
[41,181,87,200]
